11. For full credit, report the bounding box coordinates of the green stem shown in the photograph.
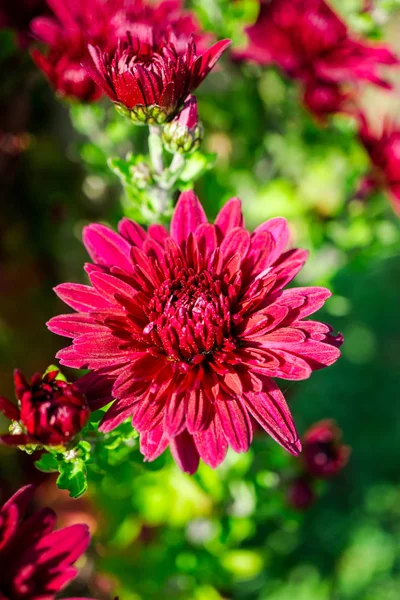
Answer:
[148,125,164,175]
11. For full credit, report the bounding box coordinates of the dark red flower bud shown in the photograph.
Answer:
[0,369,90,447]
[302,419,350,479]
[86,28,230,124]
[162,94,204,153]
[287,477,315,511]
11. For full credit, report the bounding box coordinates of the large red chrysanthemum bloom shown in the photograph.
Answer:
[358,115,400,216]
[47,192,342,474]
[0,484,94,600]
[30,0,212,102]
[235,0,398,117]
[86,27,230,124]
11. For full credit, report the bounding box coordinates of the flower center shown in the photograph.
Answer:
[144,268,232,363]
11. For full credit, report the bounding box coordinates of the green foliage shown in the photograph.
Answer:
[35,414,138,498]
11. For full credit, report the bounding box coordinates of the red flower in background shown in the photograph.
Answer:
[86,28,230,123]
[0,484,94,599]
[30,0,119,101]
[112,0,211,50]
[30,0,212,102]
[0,369,90,447]
[358,115,400,215]
[235,0,398,117]
[48,191,342,474]
[303,419,350,479]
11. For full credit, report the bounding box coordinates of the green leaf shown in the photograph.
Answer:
[179,152,216,184]
[56,460,88,499]
[34,453,59,473]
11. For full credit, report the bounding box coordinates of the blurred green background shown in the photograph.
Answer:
[1,1,400,599]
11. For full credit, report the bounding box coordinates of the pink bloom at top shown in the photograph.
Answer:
[47,191,343,474]
[86,28,230,124]
[235,0,398,117]
[358,115,400,216]
[302,419,350,479]
[0,484,94,599]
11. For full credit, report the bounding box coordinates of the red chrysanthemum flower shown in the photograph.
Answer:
[358,115,400,215]
[0,484,94,600]
[30,0,121,101]
[30,0,212,102]
[302,419,350,479]
[235,0,398,117]
[112,0,211,50]
[85,28,230,123]
[47,192,342,474]
[0,369,90,447]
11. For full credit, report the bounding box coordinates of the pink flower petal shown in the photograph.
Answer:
[170,430,200,474]
[170,191,208,246]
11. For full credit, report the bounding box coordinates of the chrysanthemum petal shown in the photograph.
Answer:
[216,398,252,453]
[215,197,243,236]
[83,224,133,272]
[170,430,200,474]
[170,191,207,246]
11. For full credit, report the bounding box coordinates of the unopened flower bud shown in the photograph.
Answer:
[0,369,90,447]
[162,95,204,154]
[302,419,350,479]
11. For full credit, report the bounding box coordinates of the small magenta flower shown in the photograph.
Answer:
[0,484,95,600]
[235,0,398,117]
[0,369,90,447]
[302,419,350,479]
[358,115,400,215]
[48,191,342,474]
[162,94,204,154]
[86,28,231,124]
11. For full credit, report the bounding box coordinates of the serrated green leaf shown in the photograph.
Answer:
[34,453,59,473]
[56,461,88,499]
[179,152,216,184]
